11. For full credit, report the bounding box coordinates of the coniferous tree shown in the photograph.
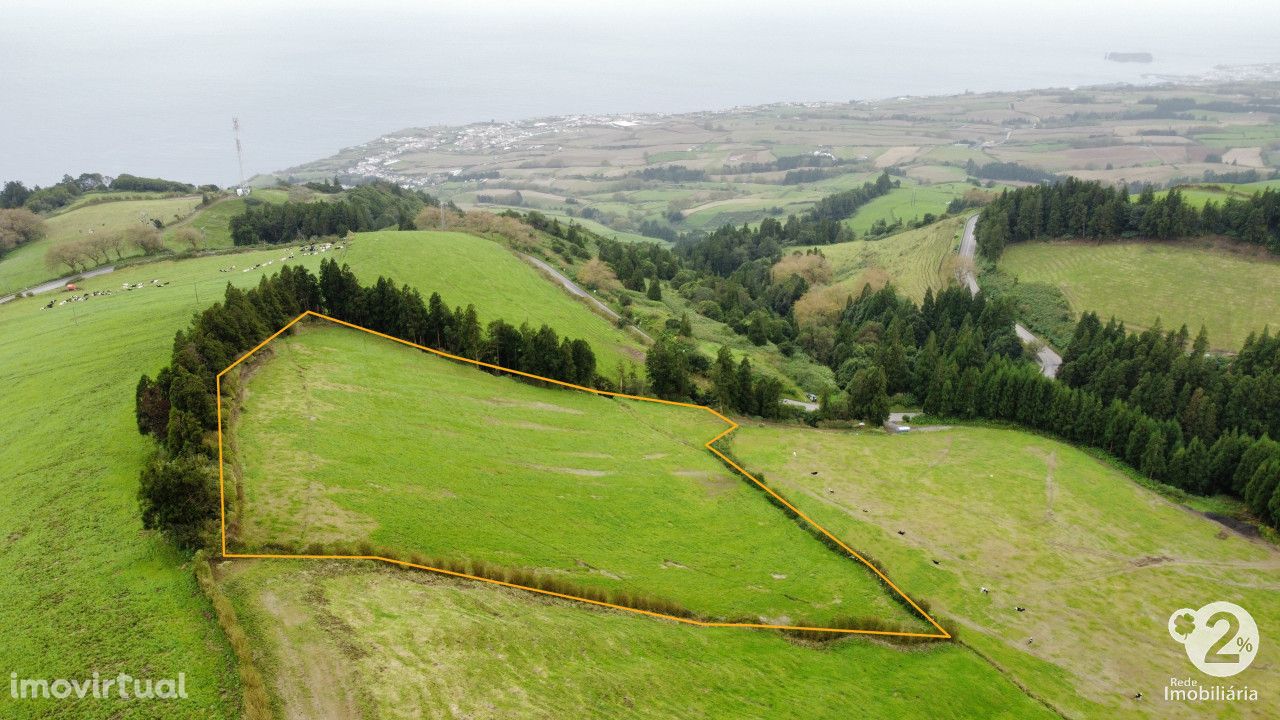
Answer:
[645,334,691,400]
[646,276,662,301]
[848,366,890,425]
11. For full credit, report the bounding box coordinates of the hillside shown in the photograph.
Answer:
[342,230,647,371]
[0,247,337,719]
[222,560,1051,719]
[0,194,203,294]
[999,239,1280,351]
[731,424,1280,719]
[160,188,290,249]
[6,191,1277,718]
[231,321,925,629]
[814,216,964,302]
[0,224,659,718]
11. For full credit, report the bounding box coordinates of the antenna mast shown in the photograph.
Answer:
[232,117,246,189]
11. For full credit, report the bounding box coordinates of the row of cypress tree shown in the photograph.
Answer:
[135,258,598,547]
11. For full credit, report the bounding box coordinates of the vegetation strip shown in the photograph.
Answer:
[216,310,951,639]
[192,550,271,720]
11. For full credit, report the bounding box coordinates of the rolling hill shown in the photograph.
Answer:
[730,424,1280,719]
[230,320,926,629]
[999,239,1280,351]
[0,194,203,294]
[808,216,964,302]
[341,230,647,371]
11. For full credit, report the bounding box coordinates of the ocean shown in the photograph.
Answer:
[3,0,1278,186]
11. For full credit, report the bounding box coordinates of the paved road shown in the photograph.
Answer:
[521,254,653,343]
[781,398,818,412]
[958,215,1061,378]
[0,265,117,305]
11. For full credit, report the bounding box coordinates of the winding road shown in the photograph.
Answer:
[959,215,1061,378]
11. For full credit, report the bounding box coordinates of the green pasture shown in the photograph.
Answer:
[732,424,1280,719]
[999,240,1280,351]
[232,322,922,628]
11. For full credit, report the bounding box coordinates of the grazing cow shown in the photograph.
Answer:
[1015,606,1026,612]
[980,587,989,594]
[897,530,905,536]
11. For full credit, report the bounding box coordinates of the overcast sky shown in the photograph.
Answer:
[4,0,1278,185]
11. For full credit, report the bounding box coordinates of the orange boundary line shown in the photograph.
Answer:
[215,310,951,639]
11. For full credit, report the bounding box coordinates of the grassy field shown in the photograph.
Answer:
[221,560,1053,719]
[0,246,342,719]
[342,230,646,371]
[0,236,1050,718]
[162,189,290,250]
[0,195,203,294]
[0,222,687,718]
[731,423,1280,719]
[1148,180,1280,208]
[7,210,1275,717]
[812,216,964,302]
[232,322,922,628]
[842,183,972,237]
[999,239,1280,351]
[459,203,662,244]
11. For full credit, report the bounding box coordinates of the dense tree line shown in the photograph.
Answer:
[782,168,845,185]
[806,172,897,225]
[627,165,707,183]
[504,210,591,259]
[109,174,196,193]
[597,237,681,292]
[135,258,597,547]
[674,173,897,273]
[964,160,1058,184]
[303,177,344,194]
[1199,169,1273,184]
[976,178,1280,258]
[3,174,94,213]
[642,334,784,418]
[2,173,206,213]
[637,219,680,242]
[229,182,435,245]
[814,284,1280,530]
[588,174,903,353]
[808,284,1022,422]
[718,154,853,175]
[1053,315,1280,523]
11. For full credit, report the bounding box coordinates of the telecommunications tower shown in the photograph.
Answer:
[232,117,247,192]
